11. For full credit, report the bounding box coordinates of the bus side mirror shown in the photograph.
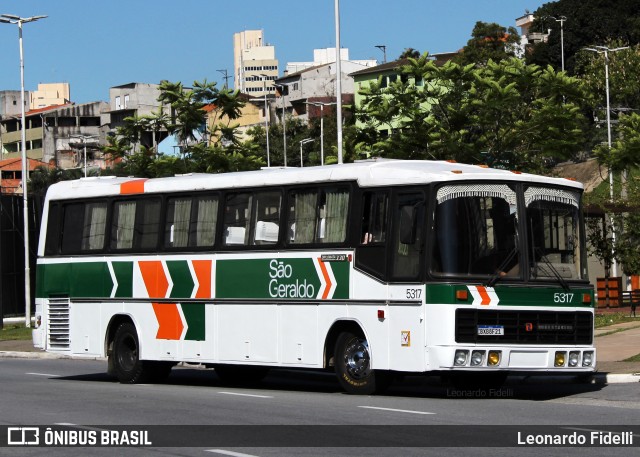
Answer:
[399,205,417,244]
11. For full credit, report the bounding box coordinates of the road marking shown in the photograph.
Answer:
[205,450,259,457]
[217,392,273,399]
[358,406,435,415]
[26,372,61,377]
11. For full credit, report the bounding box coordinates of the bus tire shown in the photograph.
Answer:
[334,331,390,395]
[214,365,270,385]
[112,322,151,384]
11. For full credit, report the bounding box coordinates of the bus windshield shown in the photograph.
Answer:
[525,186,584,281]
[431,184,520,278]
[430,183,585,283]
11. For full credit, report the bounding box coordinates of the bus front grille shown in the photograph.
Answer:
[47,298,70,350]
[455,309,593,345]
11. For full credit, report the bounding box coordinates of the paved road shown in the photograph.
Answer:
[0,357,638,457]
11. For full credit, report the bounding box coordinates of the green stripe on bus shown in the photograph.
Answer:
[425,284,594,307]
[112,261,133,298]
[70,262,113,298]
[166,261,194,299]
[181,303,205,341]
[216,258,349,300]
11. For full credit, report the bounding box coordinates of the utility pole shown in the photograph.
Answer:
[217,69,231,89]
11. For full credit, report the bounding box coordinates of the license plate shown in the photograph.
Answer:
[477,325,504,336]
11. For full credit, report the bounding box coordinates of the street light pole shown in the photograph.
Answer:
[547,16,567,72]
[306,101,336,165]
[583,45,629,278]
[299,138,314,167]
[334,0,343,164]
[260,74,271,167]
[375,45,387,63]
[0,13,47,328]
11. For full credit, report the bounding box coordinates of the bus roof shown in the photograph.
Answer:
[44,160,583,200]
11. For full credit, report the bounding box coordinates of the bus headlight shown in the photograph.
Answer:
[454,350,469,366]
[555,351,566,367]
[582,351,594,367]
[487,350,501,366]
[568,351,580,367]
[471,350,485,366]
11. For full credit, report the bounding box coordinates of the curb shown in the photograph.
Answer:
[0,351,72,360]
[0,351,106,362]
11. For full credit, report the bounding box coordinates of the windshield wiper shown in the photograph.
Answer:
[534,248,570,292]
[486,247,518,288]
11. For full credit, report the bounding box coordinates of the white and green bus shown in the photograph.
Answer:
[32,160,595,394]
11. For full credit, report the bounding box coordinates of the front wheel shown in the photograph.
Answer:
[334,331,390,395]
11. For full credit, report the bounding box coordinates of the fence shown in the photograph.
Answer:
[0,194,43,324]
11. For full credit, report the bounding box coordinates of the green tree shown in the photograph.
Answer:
[454,22,521,66]
[355,55,588,171]
[595,112,640,171]
[399,48,421,59]
[28,166,85,196]
[528,0,640,73]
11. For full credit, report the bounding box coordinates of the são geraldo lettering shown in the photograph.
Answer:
[269,259,316,298]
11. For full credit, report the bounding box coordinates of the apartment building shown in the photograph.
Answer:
[29,82,70,110]
[233,30,279,97]
[0,101,109,169]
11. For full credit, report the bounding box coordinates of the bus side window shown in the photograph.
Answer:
[44,203,61,255]
[111,200,136,250]
[60,203,85,254]
[252,191,281,245]
[192,195,218,247]
[391,192,425,279]
[81,202,108,251]
[319,187,349,244]
[137,199,161,250]
[288,187,349,245]
[361,191,388,245]
[223,193,252,246]
[288,190,318,244]
[165,197,192,248]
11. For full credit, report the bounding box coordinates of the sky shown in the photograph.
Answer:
[1,0,547,105]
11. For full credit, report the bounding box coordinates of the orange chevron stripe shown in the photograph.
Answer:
[139,261,169,299]
[120,178,148,194]
[476,286,491,305]
[152,303,184,340]
[317,258,333,300]
[192,260,212,298]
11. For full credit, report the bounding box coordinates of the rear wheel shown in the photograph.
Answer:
[111,322,153,384]
[334,331,390,395]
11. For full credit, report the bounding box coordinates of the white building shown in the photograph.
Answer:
[285,48,376,75]
[233,30,279,97]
